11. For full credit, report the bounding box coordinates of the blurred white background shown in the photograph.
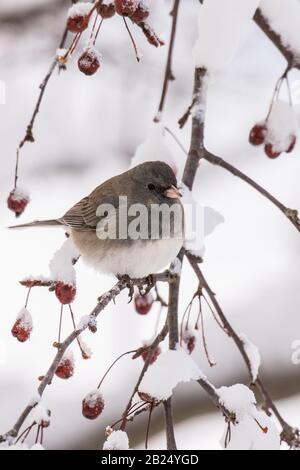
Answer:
[1,0,300,450]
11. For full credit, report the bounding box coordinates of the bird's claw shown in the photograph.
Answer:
[117,274,135,303]
[139,274,154,295]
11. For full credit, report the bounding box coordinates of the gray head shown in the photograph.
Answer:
[130,161,181,200]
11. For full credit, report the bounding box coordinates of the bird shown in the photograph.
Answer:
[10,161,184,278]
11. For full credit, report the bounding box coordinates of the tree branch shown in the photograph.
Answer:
[163,398,177,450]
[0,273,170,443]
[202,151,300,231]
[161,65,210,449]
[254,9,300,69]
[186,252,300,448]
[182,67,207,189]
[154,0,181,120]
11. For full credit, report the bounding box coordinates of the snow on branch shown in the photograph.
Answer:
[217,384,280,450]
[139,348,203,401]
[258,0,300,66]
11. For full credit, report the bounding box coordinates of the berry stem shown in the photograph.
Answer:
[35,425,40,444]
[202,292,227,331]
[24,287,32,309]
[15,423,34,444]
[164,126,188,155]
[266,65,291,123]
[58,304,63,344]
[14,148,20,190]
[179,297,194,345]
[285,75,293,107]
[194,294,202,330]
[145,402,154,450]
[63,32,81,61]
[123,17,140,62]
[254,417,268,433]
[97,350,137,389]
[93,18,104,45]
[224,422,231,449]
[68,304,88,358]
[198,298,216,368]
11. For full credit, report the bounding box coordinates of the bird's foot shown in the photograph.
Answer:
[142,274,155,295]
[117,274,135,303]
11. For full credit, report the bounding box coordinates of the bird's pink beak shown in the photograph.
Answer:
[163,185,182,199]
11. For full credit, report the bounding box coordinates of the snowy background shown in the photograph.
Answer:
[1,0,300,450]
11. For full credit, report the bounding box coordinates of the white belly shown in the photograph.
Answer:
[71,230,183,278]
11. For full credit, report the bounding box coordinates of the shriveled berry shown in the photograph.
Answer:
[249,124,267,146]
[264,143,281,159]
[134,292,154,315]
[130,0,149,23]
[140,22,165,47]
[55,282,76,304]
[11,308,33,343]
[115,0,138,16]
[141,346,161,364]
[78,48,101,76]
[7,188,29,217]
[12,319,31,342]
[66,2,92,33]
[97,1,116,18]
[82,390,105,419]
[67,14,90,33]
[55,352,74,379]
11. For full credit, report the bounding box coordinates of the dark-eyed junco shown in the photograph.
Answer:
[10,161,184,278]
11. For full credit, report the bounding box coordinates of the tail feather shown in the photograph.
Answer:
[8,219,63,229]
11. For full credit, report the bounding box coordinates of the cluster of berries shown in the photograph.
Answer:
[64,0,163,76]
[11,280,76,343]
[249,119,297,159]
[249,75,298,159]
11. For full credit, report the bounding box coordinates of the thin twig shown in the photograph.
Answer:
[120,320,169,431]
[202,151,300,232]
[14,39,65,189]
[154,0,181,121]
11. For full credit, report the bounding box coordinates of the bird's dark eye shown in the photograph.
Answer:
[148,183,155,190]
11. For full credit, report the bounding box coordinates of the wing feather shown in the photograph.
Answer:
[62,197,98,231]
